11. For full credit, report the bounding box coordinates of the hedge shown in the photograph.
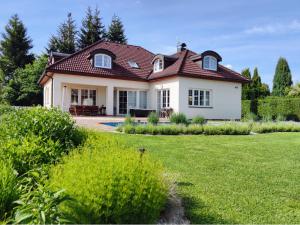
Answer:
[242,97,300,121]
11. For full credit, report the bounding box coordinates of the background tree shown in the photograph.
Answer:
[2,55,47,106]
[47,13,77,54]
[0,14,34,83]
[288,83,300,97]
[77,7,106,49]
[272,57,293,96]
[107,15,127,44]
[252,67,270,99]
[241,68,252,100]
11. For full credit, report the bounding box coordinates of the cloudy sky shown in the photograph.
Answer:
[0,0,299,87]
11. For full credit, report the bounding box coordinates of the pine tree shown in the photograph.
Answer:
[272,57,293,96]
[47,13,77,54]
[77,7,106,49]
[107,15,127,44]
[252,67,270,99]
[0,14,34,82]
[241,68,252,100]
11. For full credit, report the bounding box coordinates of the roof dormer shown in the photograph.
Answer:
[151,54,177,73]
[190,50,222,71]
[88,49,116,69]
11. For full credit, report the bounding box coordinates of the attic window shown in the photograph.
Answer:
[128,60,139,68]
[94,53,112,69]
[154,59,163,73]
[203,56,217,71]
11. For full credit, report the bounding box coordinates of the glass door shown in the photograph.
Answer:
[119,91,127,114]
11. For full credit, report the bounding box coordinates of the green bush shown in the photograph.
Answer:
[170,113,188,124]
[0,159,19,220]
[203,123,251,135]
[251,122,300,133]
[192,116,206,125]
[49,133,168,224]
[0,105,14,117]
[124,115,135,125]
[147,112,159,125]
[0,107,84,148]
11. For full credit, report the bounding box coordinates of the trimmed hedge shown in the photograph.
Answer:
[242,97,300,121]
[251,122,300,133]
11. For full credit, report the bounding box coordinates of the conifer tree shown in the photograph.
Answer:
[47,13,77,54]
[252,67,270,99]
[272,57,293,96]
[0,14,34,82]
[241,68,252,100]
[77,7,106,49]
[107,15,127,44]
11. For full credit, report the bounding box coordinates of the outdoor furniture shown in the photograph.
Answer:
[160,108,173,118]
[69,105,99,116]
[129,109,156,117]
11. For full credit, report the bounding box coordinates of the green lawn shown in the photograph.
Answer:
[108,132,300,224]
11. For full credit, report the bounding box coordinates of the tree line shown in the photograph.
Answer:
[0,7,127,105]
[241,57,299,100]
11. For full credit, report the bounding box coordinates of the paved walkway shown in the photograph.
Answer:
[74,116,169,132]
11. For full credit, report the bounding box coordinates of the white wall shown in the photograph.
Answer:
[149,77,180,112]
[43,78,52,108]
[178,77,242,119]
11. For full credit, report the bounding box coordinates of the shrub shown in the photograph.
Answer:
[251,122,300,133]
[0,104,14,117]
[170,113,188,125]
[192,116,206,125]
[0,107,83,148]
[0,159,19,220]
[242,112,259,122]
[147,112,159,125]
[124,115,135,125]
[276,114,286,122]
[49,133,168,224]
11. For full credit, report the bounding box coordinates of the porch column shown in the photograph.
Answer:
[106,85,114,115]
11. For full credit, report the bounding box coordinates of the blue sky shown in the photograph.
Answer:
[0,0,300,87]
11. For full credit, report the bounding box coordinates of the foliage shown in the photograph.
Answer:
[0,159,19,221]
[47,13,77,54]
[49,133,168,224]
[147,112,159,125]
[77,7,106,49]
[0,107,83,148]
[107,15,127,44]
[251,122,300,133]
[191,115,206,125]
[124,115,135,125]
[242,97,300,121]
[0,104,14,116]
[0,14,34,82]
[288,82,300,97]
[2,55,47,106]
[119,123,251,135]
[241,68,252,100]
[170,112,188,124]
[272,57,293,96]
[252,67,270,99]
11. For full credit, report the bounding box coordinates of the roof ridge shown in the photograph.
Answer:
[102,40,155,55]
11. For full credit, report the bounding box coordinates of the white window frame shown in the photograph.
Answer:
[153,59,163,73]
[188,89,212,107]
[94,53,112,69]
[70,88,97,106]
[157,89,170,109]
[117,90,148,115]
[71,89,79,105]
[203,56,217,71]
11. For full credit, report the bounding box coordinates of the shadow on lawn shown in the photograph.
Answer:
[182,195,237,224]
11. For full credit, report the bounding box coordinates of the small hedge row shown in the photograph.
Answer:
[117,123,251,135]
[242,97,300,121]
[252,122,300,133]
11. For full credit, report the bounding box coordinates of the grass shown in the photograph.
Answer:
[103,132,300,224]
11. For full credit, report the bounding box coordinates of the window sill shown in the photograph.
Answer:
[188,106,213,109]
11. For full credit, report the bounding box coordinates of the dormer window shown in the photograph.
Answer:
[94,53,112,69]
[203,56,217,71]
[154,59,163,73]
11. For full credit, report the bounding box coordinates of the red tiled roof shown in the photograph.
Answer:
[40,41,249,85]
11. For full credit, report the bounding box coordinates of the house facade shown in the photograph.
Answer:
[38,41,248,119]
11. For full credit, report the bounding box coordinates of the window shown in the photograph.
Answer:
[188,89,212,107]
[203,56,217,71]
[127,91,137,109]
[71,89,79,105]
[80,89,96,106]
[139,91,147,109]
[128,60,139,68]
[94,54,112,69]
[154,59,163,73]
[157,89,170,109]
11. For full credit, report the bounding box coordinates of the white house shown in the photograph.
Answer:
[38,41,248,119]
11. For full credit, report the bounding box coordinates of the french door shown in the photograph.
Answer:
[157,89,170,111]
[118,91,137,115]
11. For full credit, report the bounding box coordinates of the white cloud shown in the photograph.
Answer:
[224,64,233,69]
[244,20,300,35]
